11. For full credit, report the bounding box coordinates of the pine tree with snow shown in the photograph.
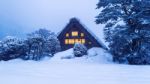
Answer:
[96,0,150,64]
[73,43,87,57]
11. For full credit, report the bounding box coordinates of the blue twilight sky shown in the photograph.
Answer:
[0,0,104,41]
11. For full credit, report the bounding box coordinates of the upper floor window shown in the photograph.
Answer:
[72,31,78,36]
[66,33,69,37]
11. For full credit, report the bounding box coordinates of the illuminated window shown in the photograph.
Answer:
[65,39,69,44]
[72,31,78,36]
[75,39,85,44]
[66,33,69,37]
[69,39,75,44]
[66,39,86,44]
[75,39,79,43]
[81,33,84,37]
[82,39,85,44]
[77,39,82,44]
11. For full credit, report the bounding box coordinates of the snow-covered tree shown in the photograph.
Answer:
[31,28,53,40]
[22,29,61,60]
[0,41,4,60]
[44,34,61,56]
[73,43,87,57]
[96,0,150,64]
[0,36,27,61]
[23,34,45,61]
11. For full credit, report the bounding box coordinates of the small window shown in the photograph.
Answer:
[72,31,78,36]
[75,39,81,44]
[65,39,69,44]
[69,39,75,44]
[82,39,85,44]
[77,39,82,44]
[75,39,85,44]
[81,33,84,37]
[66,33,69,37]
[75,39,79,43]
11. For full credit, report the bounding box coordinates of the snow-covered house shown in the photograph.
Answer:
[58,18,107,51]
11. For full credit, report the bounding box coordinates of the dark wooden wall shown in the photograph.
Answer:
[58,18,103,51]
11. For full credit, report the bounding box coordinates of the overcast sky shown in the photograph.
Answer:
[0,0,104,42]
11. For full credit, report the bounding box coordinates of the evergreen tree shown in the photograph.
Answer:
[96,0,150,64]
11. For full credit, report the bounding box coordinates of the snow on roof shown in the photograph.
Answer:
[57,18,107,49]
[79,19,107,49]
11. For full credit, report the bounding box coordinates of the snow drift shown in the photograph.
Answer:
[51,48,112,64]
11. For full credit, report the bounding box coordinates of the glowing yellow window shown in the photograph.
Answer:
[77,39,82,44]
[69,39,75,44]
[82,39,85,44]
[66,33,69,37]
[75,39,79,43]
[81,33,84,37]
[72,31,78,36]
[65,39,69,44]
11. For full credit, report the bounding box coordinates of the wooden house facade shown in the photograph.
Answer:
[57,18,107,51]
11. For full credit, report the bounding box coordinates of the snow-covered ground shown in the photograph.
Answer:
[0,48,150,84]
[51,48,112,64]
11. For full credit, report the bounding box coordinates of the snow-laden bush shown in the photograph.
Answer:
[21,28,61,61]
[73,43,87,57]
[0,36,27,61]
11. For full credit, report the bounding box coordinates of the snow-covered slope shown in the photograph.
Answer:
[51,48,112,64]
[0,48,150,84]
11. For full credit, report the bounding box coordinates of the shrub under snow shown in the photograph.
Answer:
[73,43,87,57]
[0,36,27,61]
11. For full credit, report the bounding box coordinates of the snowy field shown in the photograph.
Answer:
[0,48,150,84]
